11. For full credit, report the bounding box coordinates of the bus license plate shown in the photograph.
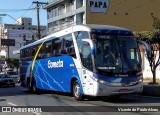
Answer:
[119,89,128,92]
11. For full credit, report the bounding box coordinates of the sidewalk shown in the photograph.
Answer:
[142,83,160,96]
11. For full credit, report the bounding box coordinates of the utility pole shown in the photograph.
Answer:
[32,1,47,40]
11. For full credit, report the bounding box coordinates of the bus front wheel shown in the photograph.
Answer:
[73,80,84,101]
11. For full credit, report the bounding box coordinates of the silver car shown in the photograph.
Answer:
[5,71,19,83]
[0,74,15,87]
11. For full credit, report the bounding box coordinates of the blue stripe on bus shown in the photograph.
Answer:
[31,56,83,93]
[93,73,142,83]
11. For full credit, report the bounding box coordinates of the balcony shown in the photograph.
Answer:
[45,0,65,9]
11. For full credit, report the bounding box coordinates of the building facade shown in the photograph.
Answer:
[0,17,47,59]
[45,0,160,33]
[45,0,160,79]
[45,0,86,34]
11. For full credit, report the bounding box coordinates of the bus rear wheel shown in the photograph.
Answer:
[73,80,84,101]
[31,81,39,94]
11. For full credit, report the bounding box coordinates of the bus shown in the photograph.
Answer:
[20,24,149,101]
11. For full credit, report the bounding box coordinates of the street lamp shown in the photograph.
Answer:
[0,14,22,25]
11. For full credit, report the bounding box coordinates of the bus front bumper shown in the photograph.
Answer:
[93,82,143,96]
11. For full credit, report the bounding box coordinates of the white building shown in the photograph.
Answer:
[45,0,86,34]
[141,52,160,79]
[0,17,47,59]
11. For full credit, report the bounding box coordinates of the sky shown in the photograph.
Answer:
[0,0,47,26]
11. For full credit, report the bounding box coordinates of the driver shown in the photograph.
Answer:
[103,45,115,65]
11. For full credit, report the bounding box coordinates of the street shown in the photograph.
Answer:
[0,84,160,115]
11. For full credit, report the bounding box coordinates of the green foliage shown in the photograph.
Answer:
[134,30,159,41]
[134,30,160,84]
[11,58,19,68]
[152,15,160,30]
[5,58,19,68]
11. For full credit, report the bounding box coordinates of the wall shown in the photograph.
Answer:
[141,52,160,79]
[86,0,160,31]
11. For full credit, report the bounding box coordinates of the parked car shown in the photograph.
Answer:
[0,74,15,87]
[5,71,20,83]
[5,65,14,71]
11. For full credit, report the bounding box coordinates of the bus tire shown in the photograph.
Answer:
[73,80,84,101]
[31,80,40,94]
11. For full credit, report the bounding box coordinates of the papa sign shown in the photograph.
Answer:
[88,0,110,13]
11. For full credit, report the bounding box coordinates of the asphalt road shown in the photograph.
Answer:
[0,84,160,115]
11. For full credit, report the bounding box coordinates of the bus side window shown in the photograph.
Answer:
[59,38,67,55]
[37,43,46,59]
[52,37,62,56]
[45,41,52,58]
[64,34,76,58]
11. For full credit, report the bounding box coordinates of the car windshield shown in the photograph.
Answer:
[0,74,10,78]
[94,35,141,74]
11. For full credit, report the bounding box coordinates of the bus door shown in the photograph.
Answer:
[80,41,94,95]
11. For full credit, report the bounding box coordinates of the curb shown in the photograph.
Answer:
[142,85,160,96]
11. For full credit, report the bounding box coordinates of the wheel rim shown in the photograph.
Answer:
[33,84,36,92]
[74,83,80,98]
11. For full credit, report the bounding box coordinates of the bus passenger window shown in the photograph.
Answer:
[63,34,76,58]
[46,41,52,57]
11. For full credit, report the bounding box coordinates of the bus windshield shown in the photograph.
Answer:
[94,35,141,74]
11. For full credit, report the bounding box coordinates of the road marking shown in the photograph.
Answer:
[7,102,17,106]
[7,102,41,115]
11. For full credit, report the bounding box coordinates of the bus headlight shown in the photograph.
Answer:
[139,78,143,82]
[98,79,109,85]
[91,77,109,85]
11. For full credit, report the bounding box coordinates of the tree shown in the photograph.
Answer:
[152,15,160,30]
[134,15,160,84]
[135,32,160,84]
[5,58,20,73]
[147,33,160,84]
[10,58,19,73]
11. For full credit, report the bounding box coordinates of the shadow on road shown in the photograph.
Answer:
[85,95,160,104]
[0,84,31,97]
[1,84,160,104]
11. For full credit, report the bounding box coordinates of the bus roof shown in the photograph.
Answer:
[20,24,132,50]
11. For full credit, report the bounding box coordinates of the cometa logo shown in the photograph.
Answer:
[88,0,110,13]
[48,60,64,68]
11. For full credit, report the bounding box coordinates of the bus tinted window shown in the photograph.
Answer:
[52,34,76,58]
[45,41,52,57]
[52,37,62,56]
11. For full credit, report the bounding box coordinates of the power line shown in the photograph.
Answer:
[0,9,34,12]
[21,3,34,17]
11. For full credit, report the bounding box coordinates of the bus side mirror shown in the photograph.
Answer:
[138,40,151,58]
[82,39,95,55]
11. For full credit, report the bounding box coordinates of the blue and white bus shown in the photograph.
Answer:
[20,24,147,101]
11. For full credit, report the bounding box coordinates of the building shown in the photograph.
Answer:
[0,17,47,59]
[45,0,160,79]
[45,0,86,34]
[45,0,160,34]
